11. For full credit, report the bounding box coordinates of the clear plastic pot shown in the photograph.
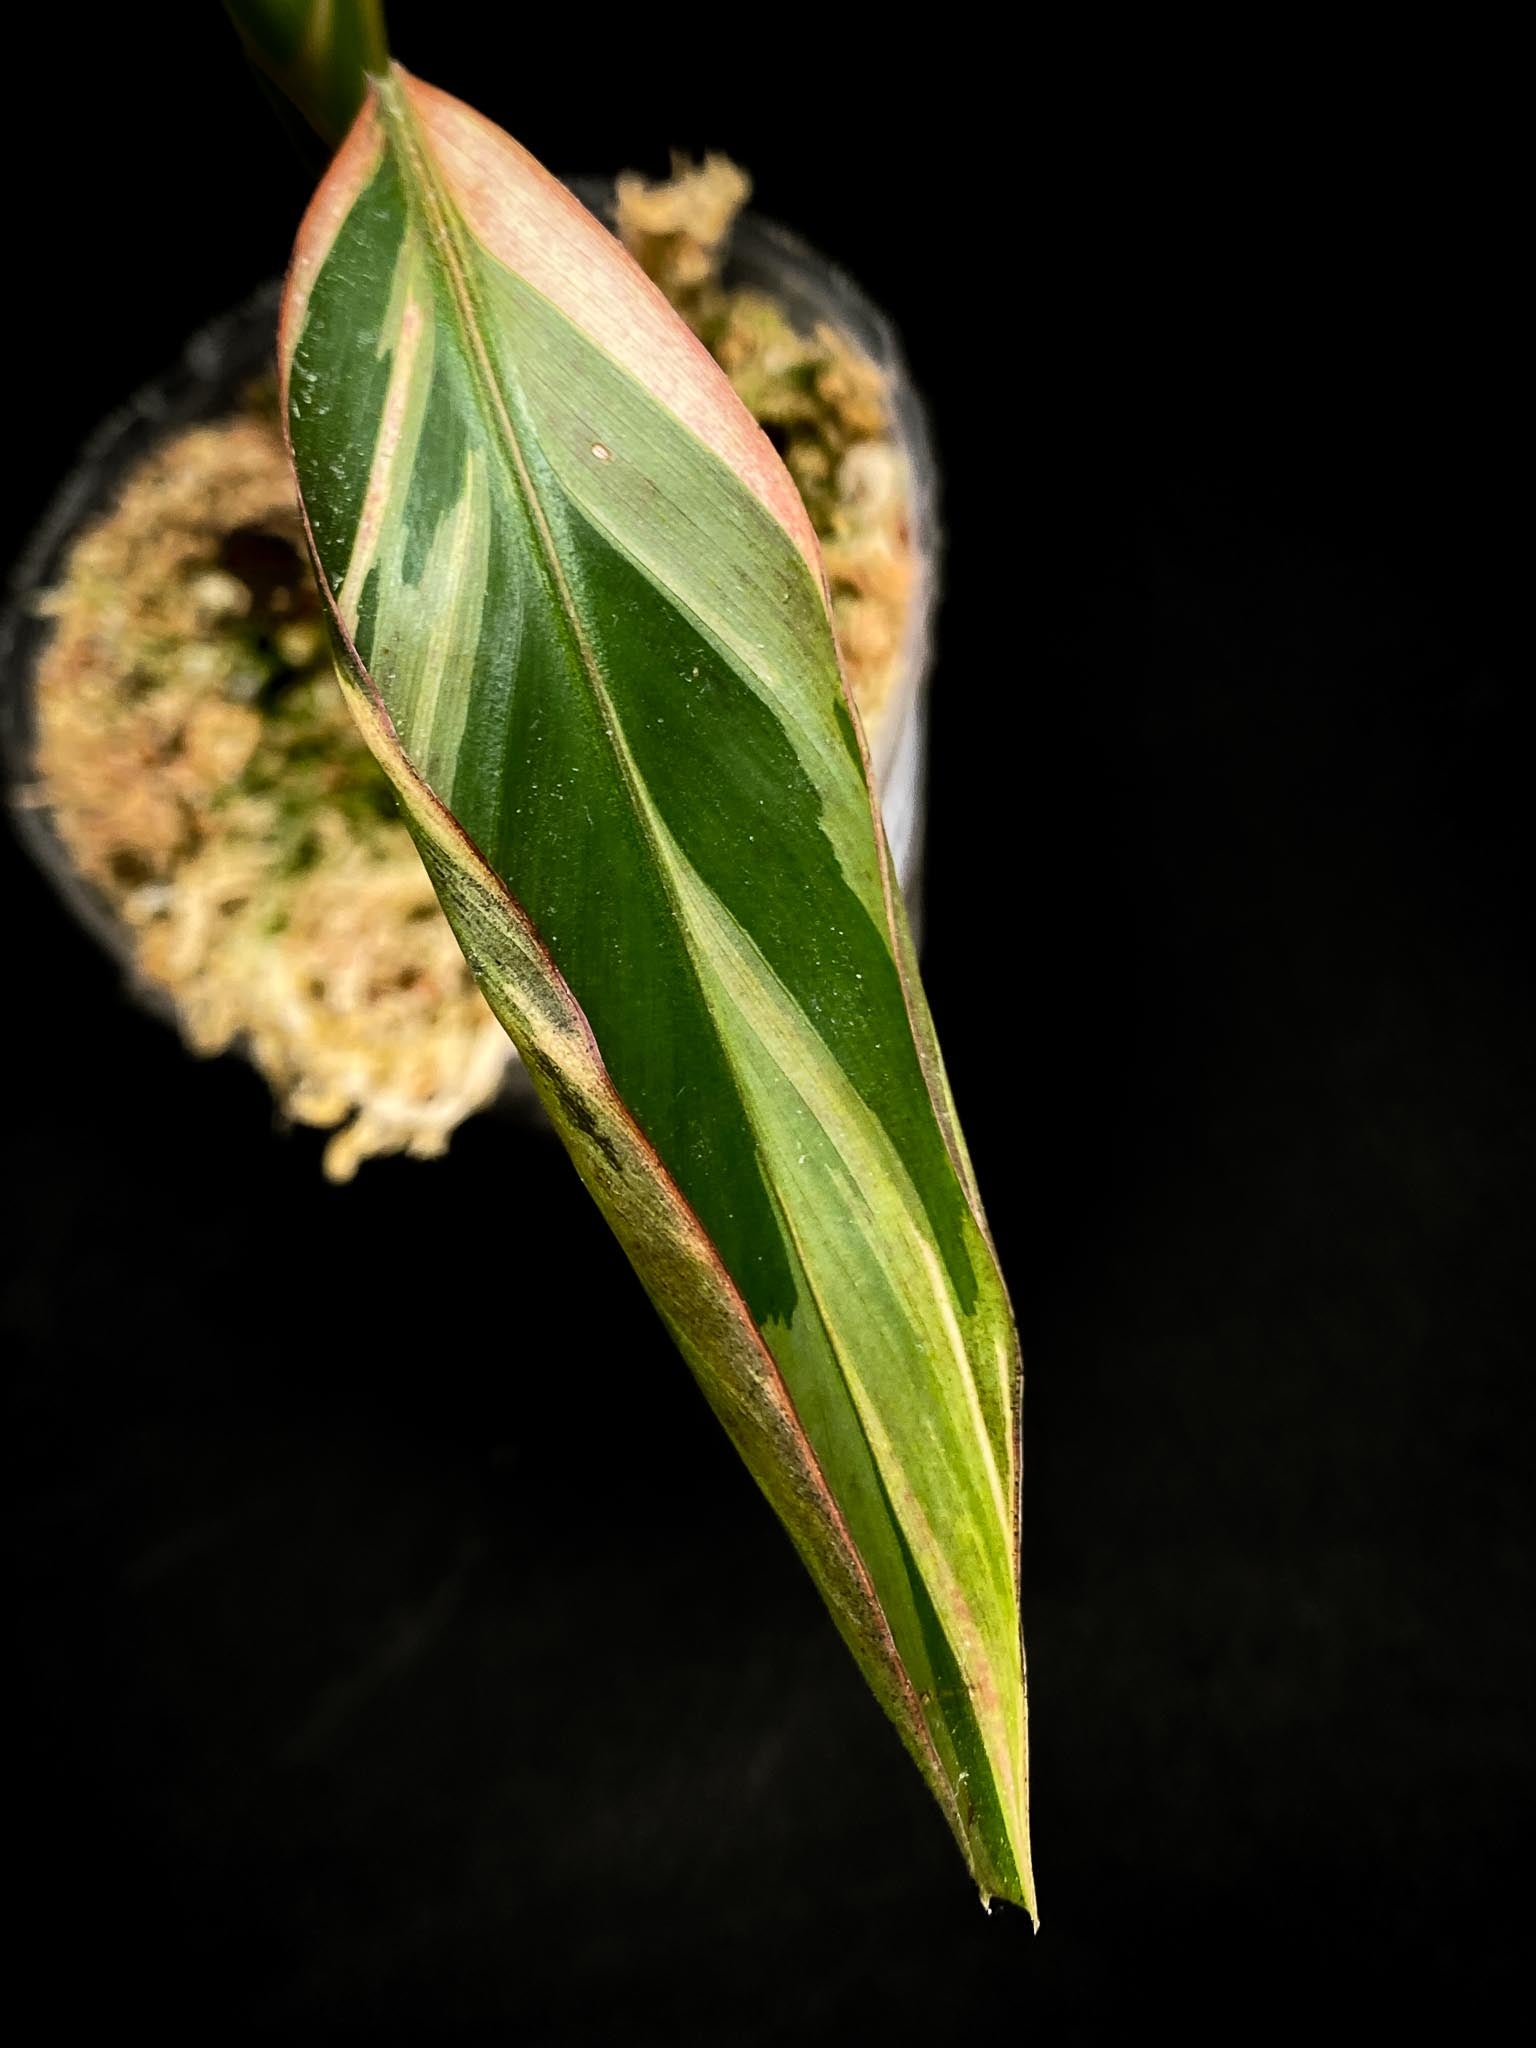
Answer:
[2,196,940,1118]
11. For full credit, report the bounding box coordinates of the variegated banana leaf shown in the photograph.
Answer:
[279,65,1033,1915]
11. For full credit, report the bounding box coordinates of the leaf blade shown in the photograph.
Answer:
[281,68,1033,1913]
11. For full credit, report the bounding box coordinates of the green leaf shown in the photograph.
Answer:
[223,0,388,147]
[279,66,1034,1915]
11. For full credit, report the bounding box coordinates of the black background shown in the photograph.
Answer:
[4,10,1530,2038]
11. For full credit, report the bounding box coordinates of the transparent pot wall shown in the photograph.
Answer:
[720,210,939,896]
[2,282,290,1011]
[3,195,940,1115]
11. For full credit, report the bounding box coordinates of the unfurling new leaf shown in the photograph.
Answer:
[279,64,1034,1914]
[224,0,388,147]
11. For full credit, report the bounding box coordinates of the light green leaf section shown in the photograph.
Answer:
[280,65,1033,1914]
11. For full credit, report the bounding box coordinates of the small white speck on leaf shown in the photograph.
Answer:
[590,442,612,461]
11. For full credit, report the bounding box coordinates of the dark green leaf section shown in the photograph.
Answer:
[547,505,980,1320]
[287,151,405,588]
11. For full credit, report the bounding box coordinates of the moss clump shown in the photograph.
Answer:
[31,403,514,1181]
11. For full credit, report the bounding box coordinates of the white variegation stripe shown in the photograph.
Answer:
[338,276,430,626]
[372,445,489,798]
[671,848,1017,1590]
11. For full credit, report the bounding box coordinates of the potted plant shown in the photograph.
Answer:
[6,0,1034,1917]
[8,195,936,1184]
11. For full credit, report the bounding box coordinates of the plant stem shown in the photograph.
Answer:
[224,0,390,147]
